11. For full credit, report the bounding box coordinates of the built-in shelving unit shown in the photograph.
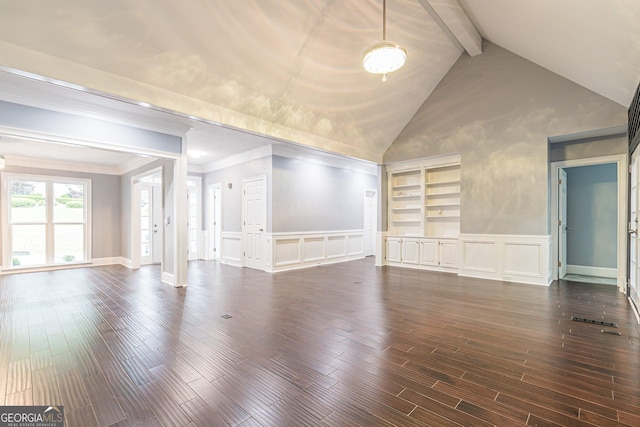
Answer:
[385,155,461,271]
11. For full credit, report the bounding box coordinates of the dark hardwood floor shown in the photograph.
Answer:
[0,258,639,426]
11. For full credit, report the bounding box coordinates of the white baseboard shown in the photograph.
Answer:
[566,265,617,279]
[161,271,177,287]
[92,257,123,266]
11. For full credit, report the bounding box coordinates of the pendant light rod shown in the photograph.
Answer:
[382,0,387,40]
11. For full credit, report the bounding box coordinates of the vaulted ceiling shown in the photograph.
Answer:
[0,0,638,166]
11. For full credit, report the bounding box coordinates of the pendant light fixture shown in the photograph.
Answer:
[362,0,407,81]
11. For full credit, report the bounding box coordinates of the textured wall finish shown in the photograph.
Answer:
[385,42,627,236]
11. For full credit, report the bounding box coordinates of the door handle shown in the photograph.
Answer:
[153,224,158,233]
[259,228,264,232]
[565,227,570,231]
[630,228,637,235]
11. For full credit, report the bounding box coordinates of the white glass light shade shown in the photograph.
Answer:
[362,41,407,74]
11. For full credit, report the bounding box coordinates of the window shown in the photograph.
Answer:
[2,173,91,269]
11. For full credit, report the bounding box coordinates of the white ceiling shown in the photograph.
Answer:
[0,0,638,170]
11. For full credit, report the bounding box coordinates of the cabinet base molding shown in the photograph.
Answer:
[382,233,552,286]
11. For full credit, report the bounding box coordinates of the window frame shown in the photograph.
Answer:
[1,172,92,270]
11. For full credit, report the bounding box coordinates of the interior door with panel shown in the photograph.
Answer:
[559,168,568,279]
[630,148,639,309]
[243,176,266,270]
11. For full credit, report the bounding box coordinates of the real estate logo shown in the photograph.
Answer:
[0,406,64,427]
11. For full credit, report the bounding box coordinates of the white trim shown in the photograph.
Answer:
[271,144,378,176]
[0,126,182,161]
[221,231,242,266]
[206,183,222,261]
[3,154,156,176]
[550,154,627,292]
[187,175,203,260]
[203,145,273,172]
[385,153,461,173]
[266,230,365,273]
[375,232,385,266]
[130,167,164,270]
[121,257,133,268]
[1,172,91,269]
[0,256,123,275]
[458,234,552,286]
[161,271,176,287]
[566,265,617,279]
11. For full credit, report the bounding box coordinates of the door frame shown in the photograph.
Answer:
[242,175,267,270]
[207,182,222,260]
[187,176,202,261]
[550,154,627,291]
[363,188,377,257]
[130,167,163,270]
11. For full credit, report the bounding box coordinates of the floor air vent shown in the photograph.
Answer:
[571,316,617,328]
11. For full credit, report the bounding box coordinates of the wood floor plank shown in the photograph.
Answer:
[0,259,638,427]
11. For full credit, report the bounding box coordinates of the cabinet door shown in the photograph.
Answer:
[402,238,420,264]
[386,238,402,263]
[420,239,439,266]
[440,239,458,269]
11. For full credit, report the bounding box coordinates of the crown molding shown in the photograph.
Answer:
[2,153,156,176]
[203,145,273,172]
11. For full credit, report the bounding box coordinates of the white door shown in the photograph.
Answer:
[559,168,568,279]
[207,184,222,261]
[187,177,201,261]
[140,184,153,265]
[243,176,266,270]
[152,185,162,264]
[140,184,162,265]
[363,190,377,256]
[630,149,639,308]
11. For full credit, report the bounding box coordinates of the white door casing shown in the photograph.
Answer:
[550,154,627,290]
[207,183,222,261]
[364,189,377,256]
[187,177,202,261]
[559,168,568,279]
[630,148,639,308]
[243,175,266,270]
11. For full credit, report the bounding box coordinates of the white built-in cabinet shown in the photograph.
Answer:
[385,155,460,272]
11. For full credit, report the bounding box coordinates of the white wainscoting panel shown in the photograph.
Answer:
[268,230,365,272]
[326,235,347,259]
[221,232,242,266]
[274,238,301,266]
[459,234,551,286]
[461,240,498,273]
[347,234,364,256]
[303,237,325,262]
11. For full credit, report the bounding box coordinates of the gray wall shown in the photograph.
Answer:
[549,135,628,162]
[0,165,121,261]
[203,156,272,233]
[566,164,617,268]
[271,155,377,233]
[0,100,182,155]
[384,41,627,236]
